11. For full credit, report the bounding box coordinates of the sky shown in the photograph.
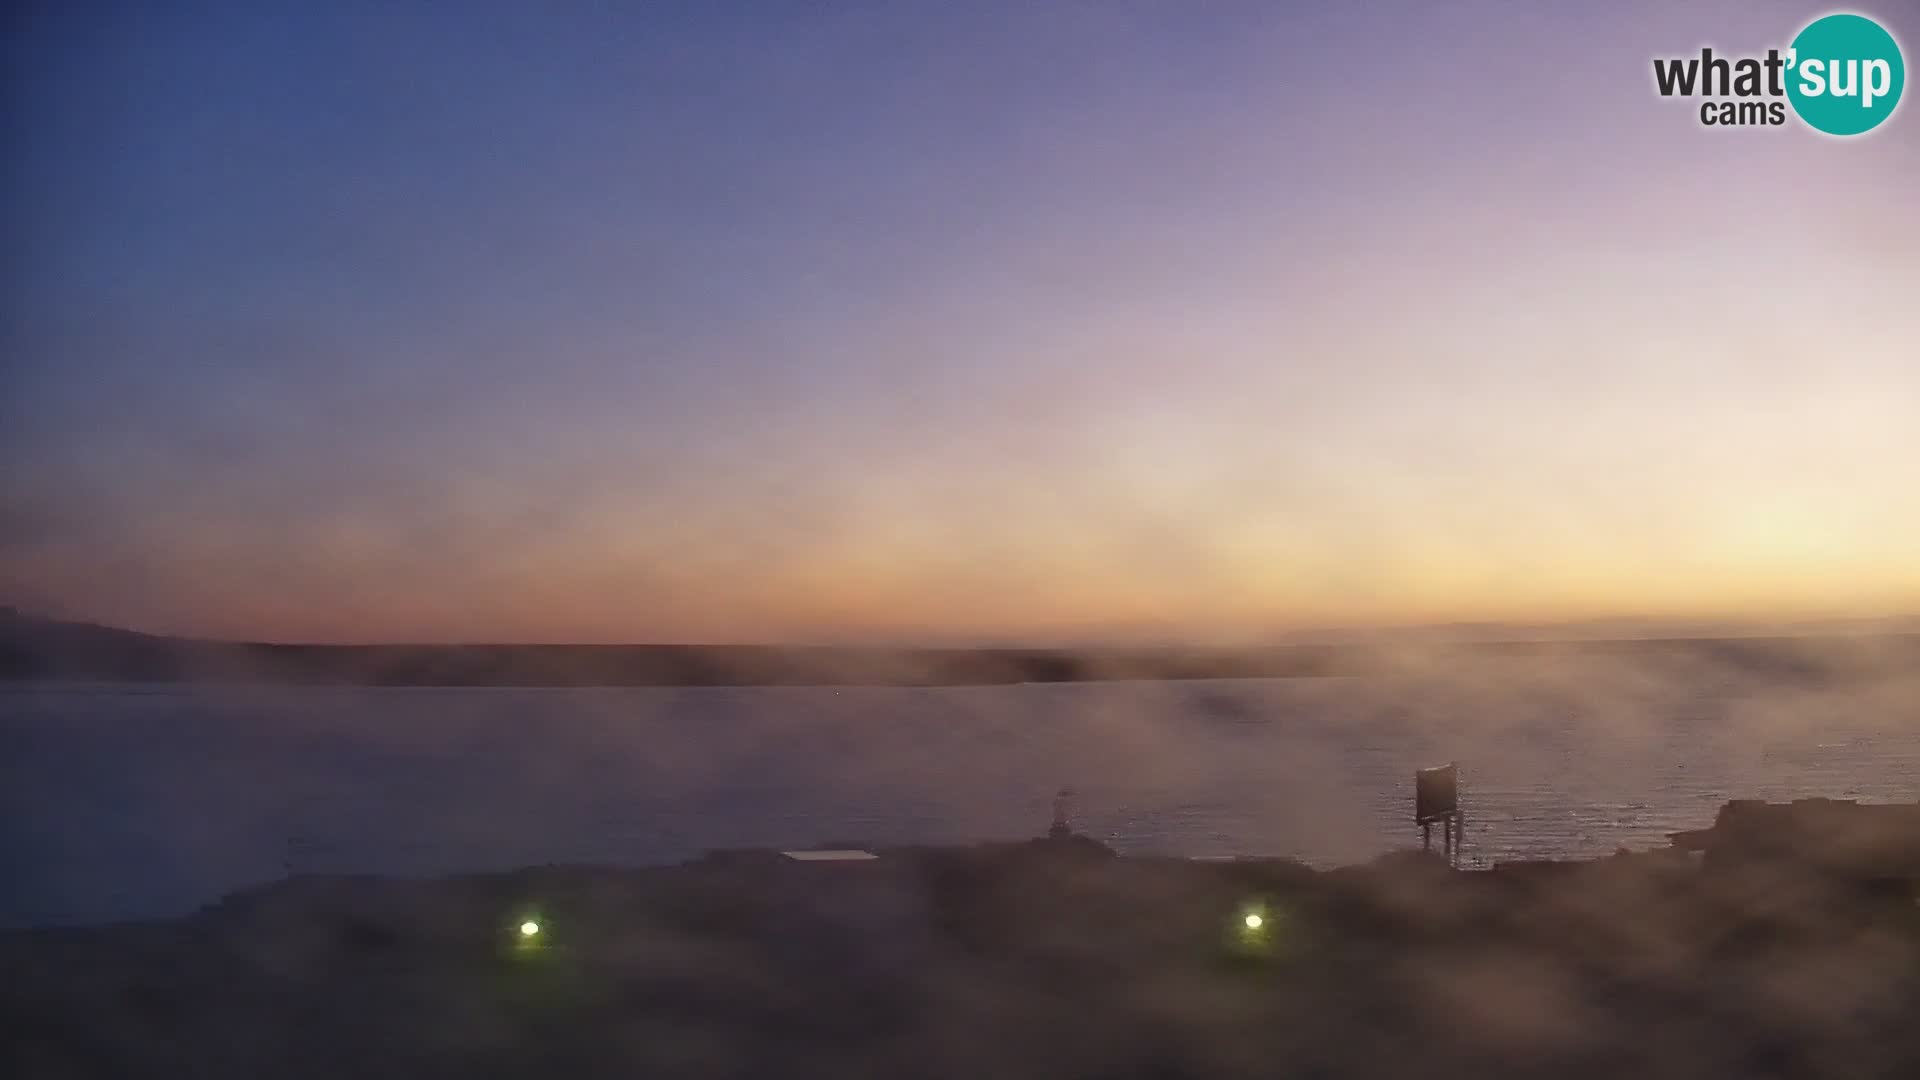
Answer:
[4,1,1919,645]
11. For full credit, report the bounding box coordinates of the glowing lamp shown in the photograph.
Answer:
[1243,913,1264,930]
[519,920,541,938]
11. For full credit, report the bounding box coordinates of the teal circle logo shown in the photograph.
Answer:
[1786,13,1905,135]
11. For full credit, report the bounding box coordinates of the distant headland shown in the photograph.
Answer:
[4,607,1916,687]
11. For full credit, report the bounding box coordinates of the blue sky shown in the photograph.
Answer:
[6,2,1918,642]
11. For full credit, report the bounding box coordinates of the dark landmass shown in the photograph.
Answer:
[4,799,1918,1079]
[5,608,1918,687]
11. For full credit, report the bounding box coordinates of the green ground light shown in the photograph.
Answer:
[510,912,550,955]
[1229,901,1286,960]
[1238,903,1271,939]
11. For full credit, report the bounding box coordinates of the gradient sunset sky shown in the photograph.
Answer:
[5,1,1918,644]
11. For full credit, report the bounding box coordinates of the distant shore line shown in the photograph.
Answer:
[5,610,1916,686]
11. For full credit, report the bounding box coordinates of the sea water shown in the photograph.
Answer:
[4,657,1918,926]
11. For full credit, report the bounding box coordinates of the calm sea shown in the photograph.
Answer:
[4,656,1918,926]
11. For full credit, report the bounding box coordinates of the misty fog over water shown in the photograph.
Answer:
[5,655,1918,927]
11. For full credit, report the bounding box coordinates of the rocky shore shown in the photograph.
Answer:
[5,806,1918,1079]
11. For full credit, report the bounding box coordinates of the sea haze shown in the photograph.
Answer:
[4,650,1918,926]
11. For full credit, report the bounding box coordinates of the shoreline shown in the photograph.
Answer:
[6,805,1918,1077]
[7,618,1918,687]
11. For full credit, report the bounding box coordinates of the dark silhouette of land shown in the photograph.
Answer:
[4,607,1917,687]
[4,798,1917,1079]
